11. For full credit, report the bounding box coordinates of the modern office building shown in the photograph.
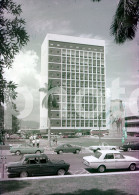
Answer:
[40,34,106,132]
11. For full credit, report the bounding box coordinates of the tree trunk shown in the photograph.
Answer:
[47,117,51,148]
[0,104,4,145]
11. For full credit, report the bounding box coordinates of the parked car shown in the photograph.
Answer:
[90,135,99,138]
[89,142,117,152]
[54,144,81,154]
[9,134,21,139]
[63,135,79,138]
[10,143,44,155]
[6,153,70,178]
[41,134,48,138]
[83,150,139,173]
[120,141,139,151]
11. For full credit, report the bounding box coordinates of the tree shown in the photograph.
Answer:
[113,117,123,133]
[0,0,29,143]
[39,81,58,147]
[91,0,139,44]
[11,104,20,134]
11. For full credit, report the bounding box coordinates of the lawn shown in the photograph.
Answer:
[1,173,139,195]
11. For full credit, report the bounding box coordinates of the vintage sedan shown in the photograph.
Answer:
[9,134,21,139]
[6,154,70,178]
[120,141,139,151]
[83,150,139,173]
[10,143,44,155]
[54,144,81,154]
[89,142,117,152]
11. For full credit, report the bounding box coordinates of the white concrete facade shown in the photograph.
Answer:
[40,34,106,131]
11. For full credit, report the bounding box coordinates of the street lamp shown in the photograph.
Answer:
[98,114,101,145]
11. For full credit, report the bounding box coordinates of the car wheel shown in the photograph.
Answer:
[15,150,21,155]
[128,148,132,152]
[129,164,136,171]
[20,171,28,178]
[97,148,101,151]
[57,169,66,175]
[35,150,41,154]
[112,148,116,150]
[59,150,63,154]
[75,149,80,154]
[98,165,106,173]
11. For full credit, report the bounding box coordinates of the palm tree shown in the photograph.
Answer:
[92,0,139,44]
[39,81,58,147]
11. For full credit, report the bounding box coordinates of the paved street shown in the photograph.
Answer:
[1,149,139,179]
[1,137,139,195]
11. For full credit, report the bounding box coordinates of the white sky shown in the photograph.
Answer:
[4,0,139,122]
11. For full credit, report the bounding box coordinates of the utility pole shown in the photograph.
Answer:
[98,114,101,145]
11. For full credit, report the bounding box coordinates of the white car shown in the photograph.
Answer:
[89,142,117,151]
[83,150,139,173]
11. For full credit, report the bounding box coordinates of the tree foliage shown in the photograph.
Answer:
[0,0,29,104]
[39,81,58,116]
[0,0,29,142]
[0,0,29,68]
[92,0,139,44]
[0,0,29,103]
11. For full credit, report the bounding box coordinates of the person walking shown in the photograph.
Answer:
[29,135,33,144]
[55,136,57,146]
[33,134,36,140]
[32,139,35,147]
[36,138,40,148]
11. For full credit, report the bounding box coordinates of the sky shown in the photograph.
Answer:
[4,0,139,124]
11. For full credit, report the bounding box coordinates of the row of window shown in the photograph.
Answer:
[52,110,106,118]
[50,120,106,127]
[49,56,104,65]
[61,57,104,64]
[49,41,104,52]
[49,48,104,58]
[48,63,104,71]
[49,71,105,79]
[51,97,105,103]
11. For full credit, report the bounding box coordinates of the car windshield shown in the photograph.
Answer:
[102,142,108,146]
[94,151,102,159]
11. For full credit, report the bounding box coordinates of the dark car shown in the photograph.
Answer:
[120,142,139,151]
[54,144,81,154]
[6,154,70,178]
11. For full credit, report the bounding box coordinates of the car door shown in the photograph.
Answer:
[18,145,26,154]
[134,143,139,150]
[39,157,55,175]
[26,144,35,154]
[102,142,109,150]
[66,144,74,153]
[114,153,128,169]
[104,153,116,169]
[62,144,71,153]
[25,157,41,176]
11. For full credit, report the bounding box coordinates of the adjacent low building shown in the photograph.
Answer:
[125,116,139,137]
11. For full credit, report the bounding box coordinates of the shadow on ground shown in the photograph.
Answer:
[1,180,30,194]
[30,189,131,195]
[85,167,139,173]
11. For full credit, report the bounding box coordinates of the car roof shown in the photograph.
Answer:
[23,154,47,158]
[97,150,120,154]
